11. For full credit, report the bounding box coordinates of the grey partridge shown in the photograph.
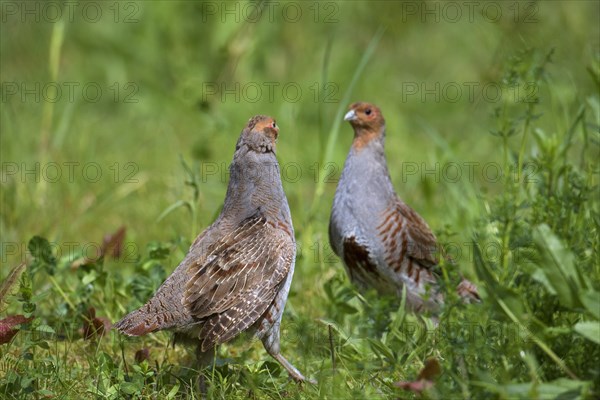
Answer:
[115,115,311,385]
[329,102,479,314]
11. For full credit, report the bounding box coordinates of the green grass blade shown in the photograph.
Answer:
[310,27,385,215]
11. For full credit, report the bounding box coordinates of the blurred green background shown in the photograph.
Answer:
[1,1,599,398]
[2,1,596,250]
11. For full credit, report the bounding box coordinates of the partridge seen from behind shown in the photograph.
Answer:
[329,102,450,313]
[115,115,311,384]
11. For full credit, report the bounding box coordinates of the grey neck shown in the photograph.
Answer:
[221,145,289,224]
[341,134,397,206]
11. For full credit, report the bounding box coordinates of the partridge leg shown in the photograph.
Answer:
[261,334,316,384]
[196,345,215,396]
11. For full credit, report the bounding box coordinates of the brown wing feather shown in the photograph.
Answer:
[342,235,401,293]
[183,215,294,350]
[343,236,380,288]
[379,200,439,269]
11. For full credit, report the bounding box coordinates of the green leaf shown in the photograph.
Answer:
[532,225,582,308]
[81,271,98,285]
[472,241,498,289]
[119,381,141,395]
[166,382,180,399]
[27,236,57,275]
[534,378,590,399]
[473,241,525,318]
[574,321,600,344]
[486,378,591,399]
[34,324,56,335]
[147,242,170,260]
[580,290,600,320]
[367,338,396,363]
[20,376,34,389]
[28,236,56,264]
[335,302,358,315]
[317,319,360,354]
[530,269,557,295]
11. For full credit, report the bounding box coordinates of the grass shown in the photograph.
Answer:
[1,1,599,399]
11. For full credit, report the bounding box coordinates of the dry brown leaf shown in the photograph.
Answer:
[0,315,33,344]
[82,307,111,340]
[395,357,441,394]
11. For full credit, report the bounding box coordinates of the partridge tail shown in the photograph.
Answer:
[114,293,191,336]
[114,262,195,336]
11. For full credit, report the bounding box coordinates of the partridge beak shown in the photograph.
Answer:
[344,109,357,121]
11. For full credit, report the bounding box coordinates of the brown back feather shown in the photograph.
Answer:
[183,214,294,350]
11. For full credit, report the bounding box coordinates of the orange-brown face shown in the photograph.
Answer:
[253,117,278,137]
[239,115,279,154]
[344,102,386,149]
[247,115,279,142]
[344,102,385,134]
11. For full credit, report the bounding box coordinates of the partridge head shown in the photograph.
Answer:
[343,102,387,150]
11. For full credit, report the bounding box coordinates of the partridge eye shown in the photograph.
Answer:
[365,109,372,116]
[272,121,277,128]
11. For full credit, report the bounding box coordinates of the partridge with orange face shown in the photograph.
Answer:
[329,102,478,312]
[115,115,312,385]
